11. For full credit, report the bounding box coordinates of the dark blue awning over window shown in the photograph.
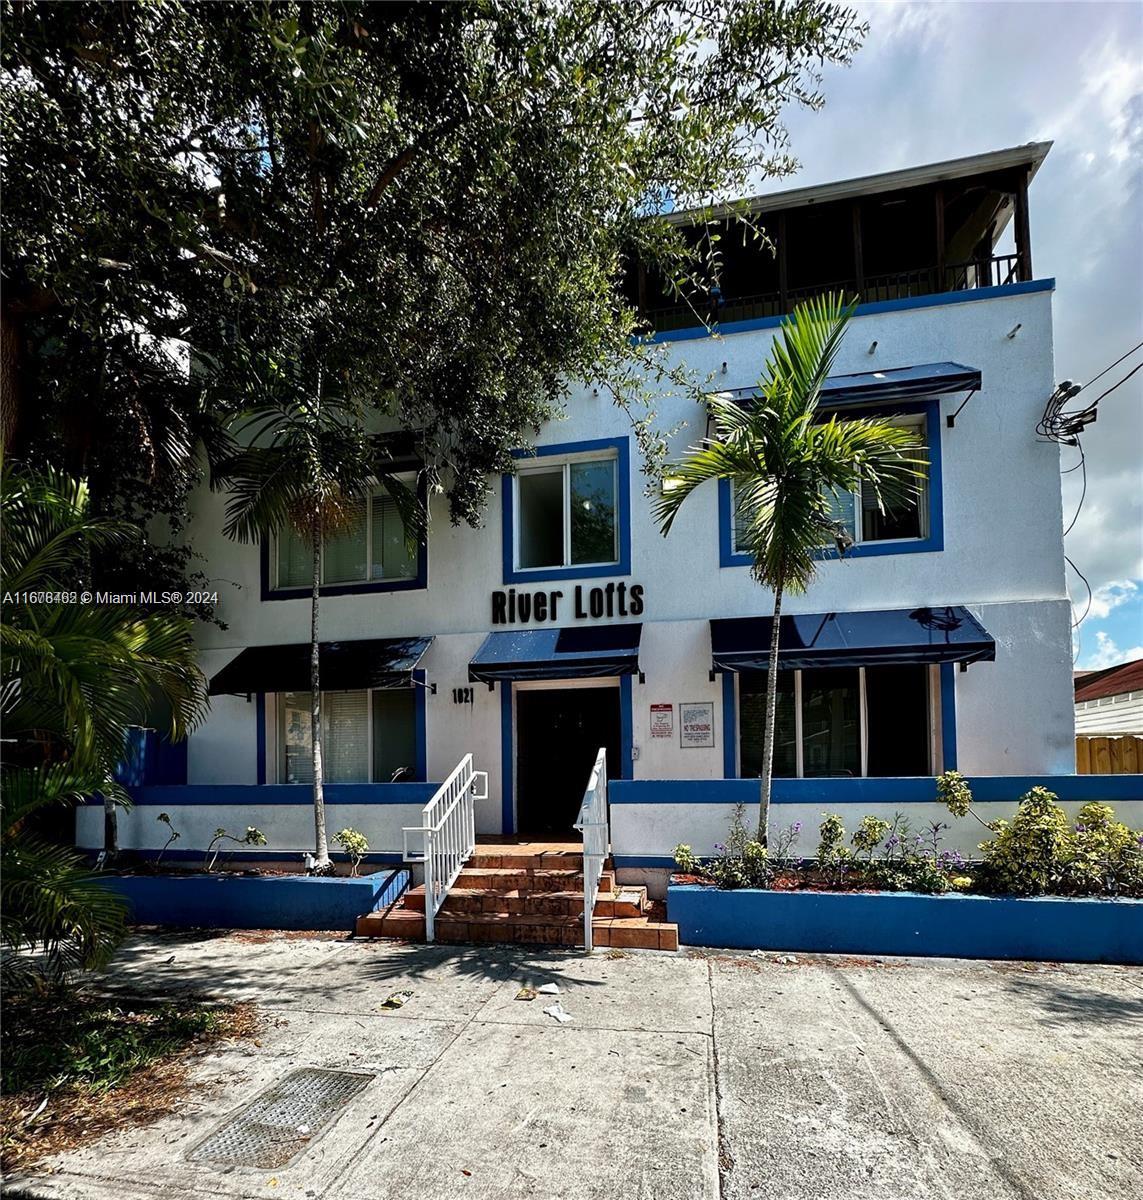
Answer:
[710,607,994,672]
[209,636,433,695]
[469,624,642,683]
[717,361,981,410]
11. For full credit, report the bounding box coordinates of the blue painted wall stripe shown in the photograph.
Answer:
[649,279,1056,344]
[413,669,428,782]
[722,673,737,778]
[940,663,958,771]
[255,693,267,786]
[109,782,440,807]
[500,683,515,834]
[609,775,1143,805]
[619,675,634,781]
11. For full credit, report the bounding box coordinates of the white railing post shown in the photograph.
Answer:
[573,746,610,954]
[402,754,485,942]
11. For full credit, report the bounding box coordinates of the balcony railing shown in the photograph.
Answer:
[644,253,1027,333]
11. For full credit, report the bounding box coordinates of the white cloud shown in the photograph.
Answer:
[1077,578,1139,623]
[1080,629,1143,671]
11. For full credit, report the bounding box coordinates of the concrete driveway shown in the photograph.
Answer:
[7,932,1141,1200]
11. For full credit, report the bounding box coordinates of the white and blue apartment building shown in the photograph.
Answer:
[79,142,1142,890]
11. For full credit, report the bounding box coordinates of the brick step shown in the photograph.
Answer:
[468,851,587,871]
[455,868,616,893]
[356,905,678,951]
[402,885,648,919]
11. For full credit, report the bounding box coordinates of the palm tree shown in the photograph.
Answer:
[1,467,207,982]
[655,295,927,843]
[214,391,423,872]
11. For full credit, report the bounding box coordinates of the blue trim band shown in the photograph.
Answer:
[413,668,428,782]
[609,775,1143,805]
[613,854,678,870]
[502,437,632,584]
[500,683,514,834]
[619,675,633,780]
[940,663,958,771]
[103,847,408,866]
[722,673,737,779]
[255,694,267,786]
[649,279,1056,344]
[720,398,944,566]
[111,783,439,807]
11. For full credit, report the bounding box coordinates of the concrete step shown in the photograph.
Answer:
[455,868,617,893]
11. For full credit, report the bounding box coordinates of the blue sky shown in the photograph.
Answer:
[766,0,1142,669]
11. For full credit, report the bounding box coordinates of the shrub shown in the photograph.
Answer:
[816,813,853,883]
[673,844,700,876]
[1067,803,1143,897]
[333,828,369,876]
[977,787,1073,896]
[204,826,267,873]
[936,770,973,819]
[851,815,890,861]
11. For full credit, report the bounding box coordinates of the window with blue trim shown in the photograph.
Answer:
[504,438,631,583]
[722,401,941,565]
[273,476,419,591]
[276,688,419,783]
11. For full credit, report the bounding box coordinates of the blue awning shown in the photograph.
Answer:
[717,361,980,410]
[209,636,433,695]
[469,624,642,684]
[710,607,994,672]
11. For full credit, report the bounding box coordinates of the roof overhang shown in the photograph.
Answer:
[668,142,1052,226]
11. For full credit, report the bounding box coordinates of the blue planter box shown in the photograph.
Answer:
[668,883,1143,965]
[103,868,408,933]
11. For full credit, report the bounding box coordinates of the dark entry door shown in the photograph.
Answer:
[516,686,621,835]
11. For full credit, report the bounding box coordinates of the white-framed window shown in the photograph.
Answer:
[738,664,934,778]
[274,476,418,590]
[732,413,929,553]
[277,688,417,784]
[515,453,619,571]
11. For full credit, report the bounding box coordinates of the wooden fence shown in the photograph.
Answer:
[1076,735,1142,775]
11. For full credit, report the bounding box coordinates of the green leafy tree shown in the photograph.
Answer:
[654,295,926,842]
[1,468,207,982]
[3,0,866,585]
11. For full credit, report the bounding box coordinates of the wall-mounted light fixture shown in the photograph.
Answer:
[1006,324,1022,340]
[868,340,878,355]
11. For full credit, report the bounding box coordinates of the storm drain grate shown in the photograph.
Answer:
[187,1068,374,1170]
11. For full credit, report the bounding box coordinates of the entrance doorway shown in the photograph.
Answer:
[515,685,621,835]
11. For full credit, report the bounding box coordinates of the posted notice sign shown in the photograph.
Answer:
[680,701,715,748]
[650,703,674,738]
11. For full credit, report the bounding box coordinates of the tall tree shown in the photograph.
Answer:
[213,392,422,871]
[654,295,927,842]
[3,0,867,568]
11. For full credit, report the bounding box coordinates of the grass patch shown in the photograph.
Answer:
[1,991,258,1173]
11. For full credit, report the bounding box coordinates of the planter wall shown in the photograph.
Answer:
[103,868,409,933]
[668,883,1143,965]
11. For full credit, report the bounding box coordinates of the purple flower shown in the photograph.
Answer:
[792,821,803,832]
[1075,823,1087,833]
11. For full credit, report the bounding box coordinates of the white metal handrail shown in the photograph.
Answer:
[402,754,486,942]
[573,746,609,953]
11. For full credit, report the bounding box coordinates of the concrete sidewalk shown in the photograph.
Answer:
[6,933,1141,1200]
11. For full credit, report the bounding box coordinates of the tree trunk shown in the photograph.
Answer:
[102,792,118,863]
[310,510,331,870]
[757,580,784,845]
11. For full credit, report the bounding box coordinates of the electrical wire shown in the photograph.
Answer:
[1039,340,1143,651]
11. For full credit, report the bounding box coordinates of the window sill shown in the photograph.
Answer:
[262,576,426,601]
[503,561,626,585]
[721,535,942,569]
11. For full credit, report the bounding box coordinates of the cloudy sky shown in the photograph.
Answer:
[773,0,1142,669]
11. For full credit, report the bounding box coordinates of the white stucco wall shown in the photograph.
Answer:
[171,285,1073,828]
